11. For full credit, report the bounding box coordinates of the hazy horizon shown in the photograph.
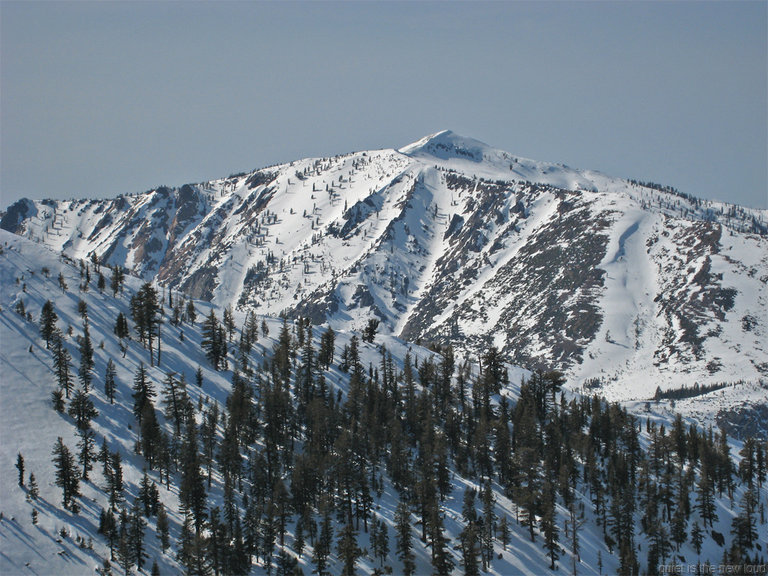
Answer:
[1,1,766,209]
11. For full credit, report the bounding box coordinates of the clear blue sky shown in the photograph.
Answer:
[1,1,766,209]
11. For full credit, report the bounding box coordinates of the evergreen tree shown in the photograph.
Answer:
[318,326,335,370]
[104,359,117,404]
[52,332,74,398]
[51,388,65,412]
[395,498,415,576]
[731,487,758,552]
[201,310,226,370]
[156,502,170,552]
[371,516,390,567]
[15,453,24,487]
[39,300,58,349]
[28,473,39,500]
[186,300,197,325]
[498,514,510,551]
[114,312,130,340]
[696,458,718,528]
[111,265,124,296]
[541,481,560,570]
[76,428,97,480]
[691,521,704,558]
[132,362,156,428]
[52,437,80,510]
[115,514,135,576]
[107,450,125,509]
[337,516,361,576]
[131,282,161,365]
[223,304,235,341]
[99,507,118,560]
[140,403,163,469]
[313,506,332,576]
[162,371,189,438]
[130,500,148,571]
[180,416,207,534]
[459,487,480,576]
[68,387,98,432]
[77,320,95,392]
[429,504,454,576]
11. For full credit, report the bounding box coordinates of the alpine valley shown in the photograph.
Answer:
[1,131,766,575]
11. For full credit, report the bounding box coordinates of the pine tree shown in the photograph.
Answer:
[498,514,510,551]
[156,502,170,552]
[140,403,163,469]
[318,326,335,370]
[68,387,98,432]
[51,388,65,412]
[459,488,480,576]
[52,437,80,510]
[28,473,39,500]
[429,504,454,576]
[110,265,124,296]
[52,332,73,398]
[78,319,95,392]
[131,282,161,365]
[179,416,207,534]
[115,509,135,576]
[371,516,390,567]
[731,487,758,551]
[104,359,117,404]
[691,521,703,558]
[130,500,148,571]
[15,453,24,487]
[98,507,118,560]
[39,300,58,349]
[132,362,156,428]
[313,506,333,576]
[114,312,130,340]
[107,450,124,509]
[696,458,718,528]
[162,371,188,438]
[207,506,227,576]
[76,428,97,480]
[337,516,361,576]
[201,310,226,370]
[395,498,415,576]
[541,481,560,570]
[223,304,235,341]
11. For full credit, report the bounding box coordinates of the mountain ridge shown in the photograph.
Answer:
[2,131,767,399]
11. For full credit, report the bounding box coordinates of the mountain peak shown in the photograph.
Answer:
[398,130,491,162]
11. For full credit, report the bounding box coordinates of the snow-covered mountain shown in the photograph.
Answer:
[3,130,767,400]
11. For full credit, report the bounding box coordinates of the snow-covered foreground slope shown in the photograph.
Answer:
[2,230,767,576]
[3,131,767,401]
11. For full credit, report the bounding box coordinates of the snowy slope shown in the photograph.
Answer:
[2,131,767,402]
[2,229,767,576]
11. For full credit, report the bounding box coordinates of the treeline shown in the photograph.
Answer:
[653,381,733,402]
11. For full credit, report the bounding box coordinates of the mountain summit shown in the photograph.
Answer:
[2,132,767,398]
[398,129,490,161]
